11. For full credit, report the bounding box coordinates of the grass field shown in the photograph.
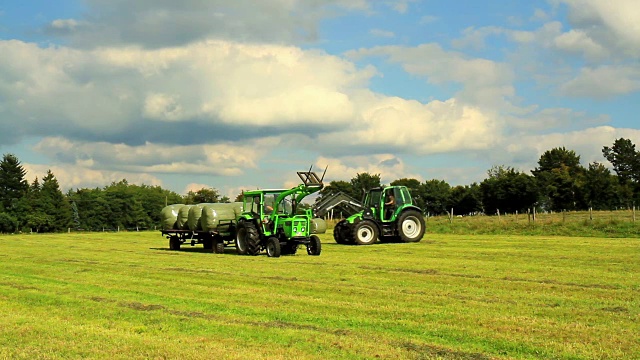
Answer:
[0,231,638,359]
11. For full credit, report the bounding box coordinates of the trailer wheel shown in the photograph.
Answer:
[398,210,425,243]
[333,220,354,245]
[214,241,225,254]
[202,238,213,250]
[353,220,378,245]
[169,236,180,250]
[307,235,321,256]
[266,237,281,258]
[236,221,260,256]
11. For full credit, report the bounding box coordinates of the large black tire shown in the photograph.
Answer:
[333,220,354,245]
[353,220,379,245]
[307,235,321,256]
[398,210,426,243]
[266,237,281,258]
[236,221,261,255]
[169,236,180,250]
[202,237,213,251]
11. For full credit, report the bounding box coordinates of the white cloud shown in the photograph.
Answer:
[348,44,515,108]
[315,154,420,185]
[560,66,640,98]
[47,0,378,48]
[370,29,395,38]
[553,29,608,60]
[561,0,640,56]
[32,136,267,176]
[318,92,502,155]
[23,163,162,191]
[503,126,640,168]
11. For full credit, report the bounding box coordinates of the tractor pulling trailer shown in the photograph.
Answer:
[159,170,327,257]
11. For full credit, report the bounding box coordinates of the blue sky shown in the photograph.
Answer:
[1,0,639,198]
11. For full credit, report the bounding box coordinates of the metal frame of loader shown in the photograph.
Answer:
[160,219,236,254]
[234,168,326,257]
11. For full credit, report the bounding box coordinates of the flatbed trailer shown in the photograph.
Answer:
[161,220,236,254]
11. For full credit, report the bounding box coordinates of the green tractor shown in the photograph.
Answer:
[333,186,425,245]
[234,170,326,257]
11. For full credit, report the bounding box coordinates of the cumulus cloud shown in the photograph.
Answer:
[497,126,640,171]
[44,0,378,48]
[560,66,640,98]
[370,29,395,38]
[316,154,420,185]
[560,0,640,57]
[23,163,162,192]
[348,44,515,108]
[553,29,608,60]
[318,93,502,155]
[32,136,266,176]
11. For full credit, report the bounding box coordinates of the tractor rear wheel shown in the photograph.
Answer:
[169,236,180,250]
[398,210,425,243]
[353,220,379,245]
[236,221,260,255]
[307,235,321,256]
[266,237,281,258]
[333,220,354,245]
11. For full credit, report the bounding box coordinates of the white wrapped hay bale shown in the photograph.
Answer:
[160,204,184,230]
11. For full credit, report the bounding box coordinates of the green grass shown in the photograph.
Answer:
[423,210,640,238]
[1,231,638,359]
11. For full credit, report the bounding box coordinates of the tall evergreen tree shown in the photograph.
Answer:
[41,170,73,231]
[0,153,28,214]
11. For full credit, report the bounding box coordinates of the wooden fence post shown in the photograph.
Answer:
[497,209,501,221]
[532,207,536,223]
[589,207,593,222]
[449,208,453,224]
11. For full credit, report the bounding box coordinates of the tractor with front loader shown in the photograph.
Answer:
[234,169,326,257]
[332,185,425,245]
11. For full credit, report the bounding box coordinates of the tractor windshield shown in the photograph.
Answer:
[365,189,382,209]
[265,193,292,215]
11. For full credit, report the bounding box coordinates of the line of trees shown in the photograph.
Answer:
[0,154,237,233]
[318,138,640,216]
[1,138,639,232]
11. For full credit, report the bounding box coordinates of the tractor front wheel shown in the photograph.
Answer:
[307,235,321,256]
[353,220,379,245]
[266,237,281,258]
[398,211,425,243]
[333,220,354,245]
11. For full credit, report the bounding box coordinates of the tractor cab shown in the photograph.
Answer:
[362,186,415,222]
